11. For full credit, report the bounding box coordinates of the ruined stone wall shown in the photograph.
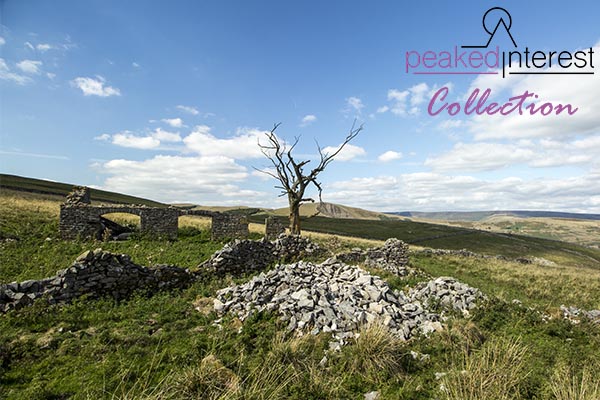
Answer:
[139,208,179,238]
[59,186,253,241]
[0,249,196,313]
[64,186,91,205]
[59,205,179,240]
[335,238,411,276]
[211,214,249,240]
[265,217,286,240]
[199,235,322,277]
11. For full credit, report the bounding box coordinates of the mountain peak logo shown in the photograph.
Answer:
[403,6,596,117]
[463,7,517,49]
[406,6,594,79]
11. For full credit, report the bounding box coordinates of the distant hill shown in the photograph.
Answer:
[0,174,165,207]
[390,210,600,221]
[268,202,397,220]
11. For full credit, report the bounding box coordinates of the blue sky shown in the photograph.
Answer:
[1,0,599,212]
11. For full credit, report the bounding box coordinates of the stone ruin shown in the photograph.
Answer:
[59,186,252,241]
[265,216,286,240]
[0,249,197,313]
[1,235,324,313]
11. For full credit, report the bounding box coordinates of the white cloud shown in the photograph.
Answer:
[300,114,317,127]
[112,132,160,149]
[322,143,366,161]
[96,128,182,149]
[98,155,269,204]
[16,60,42,74]
[94,133,111,141]
[0,149,69,160]
[0,37,5,46]
[176,105,199,115]
[425,135,600,172]
[36,43,52,52]
[70,76,121,97]
[425,142,534,171]
[161,118,184,128]
[24,41,35,50]
[385,83,453,116]
[183,125,268,159]
[408,82,429,106]
[378,151,403,162]
[0,58,32,85]
[465,43,600,141]
[325,171,600,213]
[152,128,181,142]
[132,62,140,68]
[345,97,364,113]
[437,120,464,130]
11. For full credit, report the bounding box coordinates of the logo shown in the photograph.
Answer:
[404,7,595,117]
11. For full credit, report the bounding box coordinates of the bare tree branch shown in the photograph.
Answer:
[254,121,362,234]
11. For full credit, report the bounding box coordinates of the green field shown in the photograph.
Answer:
[2,185,600,399]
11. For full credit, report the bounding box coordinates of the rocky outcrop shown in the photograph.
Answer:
[0,249,196,313]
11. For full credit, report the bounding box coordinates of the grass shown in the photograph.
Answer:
[249,215,600,269]
[426,214,600,249]
[412,254,600,309]
[2,189,600,399]
[440,336,530,400]
[0,174,165,207]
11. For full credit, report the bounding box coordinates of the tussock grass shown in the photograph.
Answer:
[344,323,406,382]
[549,362,600,400]
[440,336,530,400]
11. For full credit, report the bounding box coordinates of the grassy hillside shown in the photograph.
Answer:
[417,214,600,249]
[268,202,396,220]
[249,215,600,269]
[392,210,600,221]
[0,173,165,206]
[2,188,600,399]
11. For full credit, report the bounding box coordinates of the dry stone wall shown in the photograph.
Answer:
[210,214,249,240]
[1,235,323,313]
[265,217,286,240]
[0,249,196,313]
[335,238,411,276]
[198,234,322,277]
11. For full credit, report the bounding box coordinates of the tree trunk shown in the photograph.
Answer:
[289,202,301,235]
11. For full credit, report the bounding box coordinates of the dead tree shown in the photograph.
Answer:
[256,121,363,235]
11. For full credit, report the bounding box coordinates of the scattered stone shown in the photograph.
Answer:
[408,277,486,313]
[214,258,486,346]
[410,350,431,363]
[364,391,381,400]
[560,305,600,324]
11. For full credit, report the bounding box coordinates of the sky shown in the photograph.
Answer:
[1,0,599,212]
